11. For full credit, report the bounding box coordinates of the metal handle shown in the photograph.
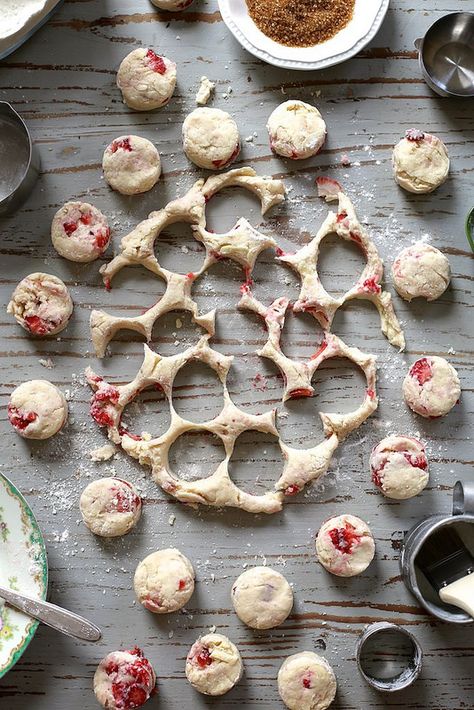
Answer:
[0,585,101,642]
[452,481,474,516]
[414,37,423,50]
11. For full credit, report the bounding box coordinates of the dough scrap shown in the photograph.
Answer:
[92,167,285,357]
[370,435,429,499]
[277,189,405,350]
[133,548,195,613]
[182,107,240,170]
[8,380,68,440]
[102,135,161,195]
[403,356,460,418]
[267,100,326,159]
[392,129,449,193]
[232,566,293,629]
[195,76,215,105]
[117,48,176,111]
[316,513,375,577]
[392,241,451,302]
[151,0,194,9]
[278,652,337,710]
[93,647,156,710]
[7,272,73,336]
[51,201,111,262]
[185,633,243,696]
[80,477,142,537]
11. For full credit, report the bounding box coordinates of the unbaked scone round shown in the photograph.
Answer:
[370,435,429,500]
[134,548,195,613]
[8,380,68,440]
[80,477,142,537]
[102,135,161,195]
[151,0,194,9]
[316,514,375,577]
[278,652,337,710]
[182,107,240,169]
[117,48,176,111]
[231,566,293,629]
[267,100,326,159]
[392,242,451,302]
[185,633,243,696]
[403,356,460,418]
[7,272,73,336]
[93,646,156,710]
[392,129,449,193]
[51,201,111,263]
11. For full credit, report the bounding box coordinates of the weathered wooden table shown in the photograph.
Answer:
[1,0,473,707]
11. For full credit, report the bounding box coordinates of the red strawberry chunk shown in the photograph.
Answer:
[146,49,166,74]
[24,315,54,335]
[63,220,78,235]
[410,358,432,385]
[178,579,186,590]
[288,388,313,398]
[404,453,428,470]
[302,672,312,689]
[328,522,361,554]
[95,228,110,250]
[405,128,425,142]
[195,646,212,668]
[111,137,133,153]
[80,213,92,226]
[310,339,328,360]
[8,404,37,430]
[362,277,381,294]
[284,484,300,496]
[316,176,343,202]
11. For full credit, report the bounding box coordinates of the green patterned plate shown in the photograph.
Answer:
[0,474,48,678]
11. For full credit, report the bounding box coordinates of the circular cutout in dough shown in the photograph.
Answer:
[370,435,429,499]
[278,651,337,710]
[93,646,156,709]
[182,107,240,170]
[267,100,326,159]
[80,477,142,537]
[51,201,111,263]
[392,129,449,193]
[316,513,375,577]
[403,356,460,418]
[8,380,68,440]
[185,633,243,696]
[231,566,293,629]
[102,135,161,195]
[392,242,450,302]
[7,272,73,336]
[117,48,176,111]
[151,0,194,9]
[134,548,195,613]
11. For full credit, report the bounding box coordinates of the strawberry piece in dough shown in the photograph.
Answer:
[316,514,375,577]
[7,272,73,336]
[51,201,111,262]
[185,633,243,696]
[116,47,176,111]
[93,647,156,710]
[80,477,142,537]
[403,356,460,418]
[8,380,68,440]
[103,135,161,195]
[370,435,429,499]
[278,652,337,710]
[134,548,195,614]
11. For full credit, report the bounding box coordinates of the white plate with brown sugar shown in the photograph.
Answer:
[218,0,390,70]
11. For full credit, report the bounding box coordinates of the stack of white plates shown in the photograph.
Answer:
[218,0,390,70]
[0,0,63,60]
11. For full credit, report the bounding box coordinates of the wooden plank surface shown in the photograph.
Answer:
[1,0,473,707]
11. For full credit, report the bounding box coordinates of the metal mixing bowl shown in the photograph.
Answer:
[0,102,40,216]
[415,12,474,97]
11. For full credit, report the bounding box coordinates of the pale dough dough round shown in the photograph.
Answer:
[278,652,337,710]
[316,514,375,577]
[231,566,293,629]
[370,435,429,499]
[134,548,195,613]
[7,272,73,336]
[8,380,68,440]
[182,107,240,170]
[185,633,243,696]
[392,129,449,193]
[267,100,326,159]
[403,356,460,418]
[392,242,451,302]
[51,201,111,263]
[80,477,142,537]
[151,0,194,9]
[103,135,161,195]
[116,48,176,111]
[93,647,156,710]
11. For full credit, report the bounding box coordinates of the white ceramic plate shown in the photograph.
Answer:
[0,0,64,60]
[218,0,390,70]
[0,474,47,678]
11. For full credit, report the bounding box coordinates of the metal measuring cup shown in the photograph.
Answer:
[400,481,474,624]
[0,101,40,215]
[414,12,474,98]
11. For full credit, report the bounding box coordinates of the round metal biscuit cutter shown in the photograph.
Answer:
[414,12,474,98]
[356,622,423,692]
[0,101,40,216]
